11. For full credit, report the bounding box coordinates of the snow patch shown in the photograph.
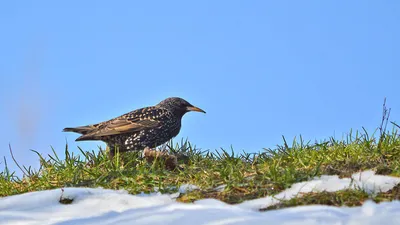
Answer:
[238,170,400,210]
[1,170,400,225]
[178,184,200,194]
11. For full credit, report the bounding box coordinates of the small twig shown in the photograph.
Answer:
[59,188,74,204]
[9,143,28,177]
[379,98,391,137]
[391,121,400,129]
[378,98,392,150]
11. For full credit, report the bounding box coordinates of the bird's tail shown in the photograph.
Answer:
[63,126,95,134]
[63,125,101,141]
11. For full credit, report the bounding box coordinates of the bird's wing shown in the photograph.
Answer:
[82,107,169,138]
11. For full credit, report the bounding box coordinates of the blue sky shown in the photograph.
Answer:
[1,1,399,173]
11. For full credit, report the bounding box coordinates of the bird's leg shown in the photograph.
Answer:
[107,144,121,159]
[107,144,115,159]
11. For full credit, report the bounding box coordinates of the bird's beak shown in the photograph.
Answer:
[187,106,206,113]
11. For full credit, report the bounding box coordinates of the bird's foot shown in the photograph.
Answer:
[143,147,178,170]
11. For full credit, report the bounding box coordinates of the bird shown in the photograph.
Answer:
[63,97,206,158]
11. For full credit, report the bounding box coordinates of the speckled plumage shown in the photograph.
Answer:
[63,97,205,157]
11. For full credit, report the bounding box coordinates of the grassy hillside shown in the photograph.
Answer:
[1,111,400,210]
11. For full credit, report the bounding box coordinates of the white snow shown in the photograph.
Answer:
[178,184,200,193]
[1,170,400,225]
[238,170,400,210]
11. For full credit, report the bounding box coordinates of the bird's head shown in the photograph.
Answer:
[157,97,206,115]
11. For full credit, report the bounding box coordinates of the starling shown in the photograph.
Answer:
[63,97,205,157]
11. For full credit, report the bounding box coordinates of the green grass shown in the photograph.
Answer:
[1,123,400,210]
